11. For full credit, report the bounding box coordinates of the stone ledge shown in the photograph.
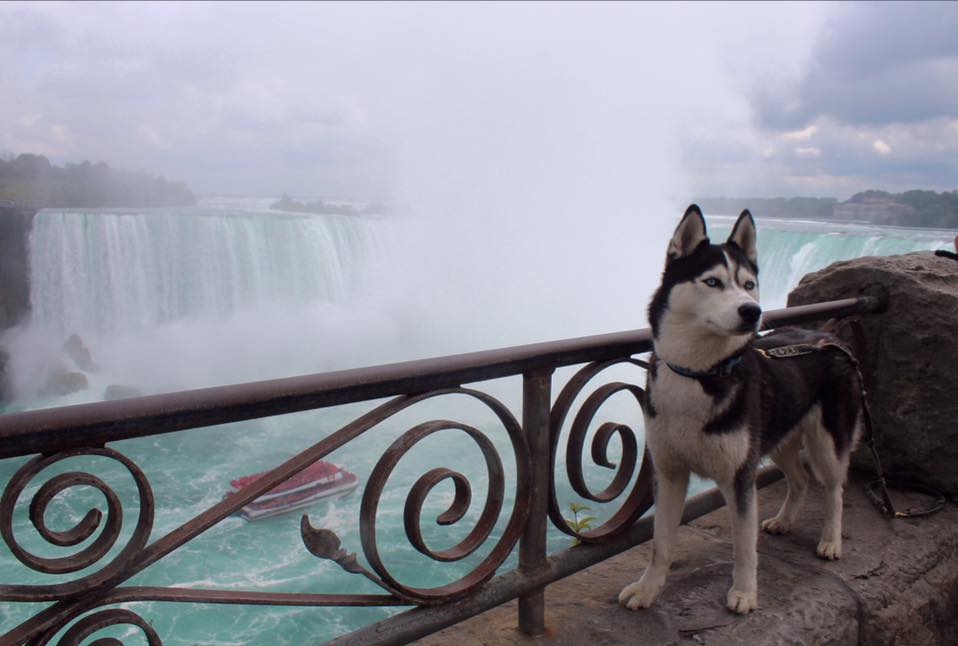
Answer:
[415,472,958,645]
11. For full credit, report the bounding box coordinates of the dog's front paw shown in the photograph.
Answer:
[726,588,758,614]
[816,539,841,560]
[618,575,664,610]
[760,516,791,535]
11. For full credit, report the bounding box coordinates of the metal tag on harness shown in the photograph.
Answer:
[758,344,818,359]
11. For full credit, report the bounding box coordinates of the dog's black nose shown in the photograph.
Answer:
[738,303,762,325]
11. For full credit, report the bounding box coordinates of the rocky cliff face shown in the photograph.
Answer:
[0,205,35,402]
[788,251,958,496]
[0,206,34,332]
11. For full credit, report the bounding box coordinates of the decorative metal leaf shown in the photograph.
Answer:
[336,552,365,575]
[300,515,342,560]
[300,514,370,577]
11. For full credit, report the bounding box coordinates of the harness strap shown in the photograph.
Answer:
[758,333,945,520]
[666,353,743,379]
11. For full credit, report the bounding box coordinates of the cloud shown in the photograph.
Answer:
[872,139,892,155]
[683,106,958,199]
[780,118,955,195]
[753,3,958,129]
[135,125,171,151]
[688,2,958,198]
[49,124,72,144]
[0,2,761,203]
[16,113,43,128]
[4,2,950,203]
[0,2,392,195]
[782,125,817,142]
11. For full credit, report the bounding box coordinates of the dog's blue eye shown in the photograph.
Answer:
[703,277,722,288]
[744,280,756,290]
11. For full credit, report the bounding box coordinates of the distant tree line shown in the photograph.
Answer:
[697,191,958,228]
[694,197,838,220]
[845,190,958,228]
[0,153,195,208]
[270,193,387,216]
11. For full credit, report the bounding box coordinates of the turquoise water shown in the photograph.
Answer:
[0,204,951,643]
[710,215,952,308]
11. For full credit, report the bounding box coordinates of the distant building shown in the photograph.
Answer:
[833,197,916,225]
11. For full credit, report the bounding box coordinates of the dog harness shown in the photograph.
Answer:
[665,353,743,379]
[660,331,945,518]
[757,335,946,520]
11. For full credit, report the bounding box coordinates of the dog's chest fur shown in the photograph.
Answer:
[645,360,751,485]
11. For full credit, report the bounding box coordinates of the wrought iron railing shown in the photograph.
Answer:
[0,296,882,645]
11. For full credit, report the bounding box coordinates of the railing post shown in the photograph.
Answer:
[518,368,553,635]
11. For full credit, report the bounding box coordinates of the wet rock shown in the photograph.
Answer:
[62,333,99,372]
[104,384,142,400]
[413,473,958,646]
[44,370,88,396]
[0,206,35,333]
[0,205,35,402]
[788,250,958,496]
[0,347,9,403]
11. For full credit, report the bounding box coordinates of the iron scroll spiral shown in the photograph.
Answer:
[354,388,530,605]
[0,447,155,601]
[33,608,162,646]
[548,358,655,542]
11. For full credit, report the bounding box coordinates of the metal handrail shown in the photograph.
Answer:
[0,295,884,645]
[0,296,879,458]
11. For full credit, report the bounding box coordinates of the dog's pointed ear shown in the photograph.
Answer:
[727,209,757,266]
[667,204,708,262]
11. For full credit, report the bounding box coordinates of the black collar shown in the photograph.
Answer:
[665,351,744,380]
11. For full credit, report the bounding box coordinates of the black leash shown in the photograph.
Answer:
[858,396,944,518]
[757,335,946,520]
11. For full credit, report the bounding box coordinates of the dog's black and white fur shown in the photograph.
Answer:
[618,205,863,614]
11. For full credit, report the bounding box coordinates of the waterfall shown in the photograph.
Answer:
[710,217,952,308]
[6,204,392,403]
[28,207,383,339]
[5,208,952,406]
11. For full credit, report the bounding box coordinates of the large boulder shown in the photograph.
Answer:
[43,370,89,397]
[104,384,142,400]
[62,333,99,372]
[788,251,958,496]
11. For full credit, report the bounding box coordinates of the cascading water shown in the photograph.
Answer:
[710,216,951,308]
[29,207,379,338]
[15,206,949,407]
[0,204,952,644]
[6,202,396,402]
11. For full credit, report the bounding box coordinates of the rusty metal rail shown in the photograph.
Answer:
[0,295,882,645]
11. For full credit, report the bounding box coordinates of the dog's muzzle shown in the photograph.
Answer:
[738,303,762,332]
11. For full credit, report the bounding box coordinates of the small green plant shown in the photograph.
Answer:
[564,502,594,545]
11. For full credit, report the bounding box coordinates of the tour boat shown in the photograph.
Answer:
[225,461,359,521]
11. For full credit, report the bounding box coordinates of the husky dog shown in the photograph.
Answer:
[618,205,863,614]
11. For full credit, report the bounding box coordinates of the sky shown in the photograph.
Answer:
[1,1,957,202]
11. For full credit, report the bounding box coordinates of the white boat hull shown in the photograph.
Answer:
[238,476,360,521]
